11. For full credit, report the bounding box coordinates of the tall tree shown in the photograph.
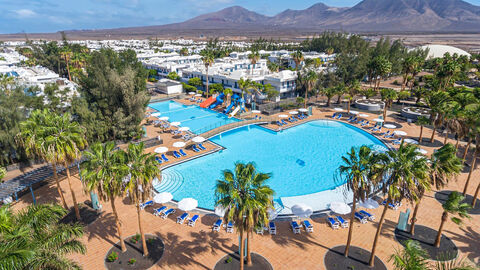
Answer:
[415,116,430,143]
[81,142,129,252]
[248,51,260,75]
[124,143,160,256]
[380,88,398,121]
[200,49,215,98]
[389,240,429,270]
[291,51,304,70]
[215,162,274,269]
[434,191,470,247]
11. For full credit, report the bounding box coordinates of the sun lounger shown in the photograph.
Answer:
[192,145,200,152]
[198,144,206,150]
[347,116,353,122]
[336,216,349,228]
[392,138,402,145]
[350,117,358,123]
[385,133,395,138]
[177,212,189,224]
[153,206,167,216]
[161,154,169,162]
[291,221,301,234]
[173,151,181,158]
[357,120,365,125]
[372,126,382,132]
[269,221,276,235]
[327,217,340,229]
[360,210,375,221]
[332,112,337,118]
[140,200,153,210]
[380,130,390,136]
[226,221,234,233]
[277,121,283,126]
[256,227,264,234]
[179,149,188,156]
[303,220,314,233]
[155,156,163,164]
[336,114,342,119]
[381,200,400,210]
[213,219,223,232]
[281,120,288,125]
[355,212,368,224]
[161,208,176,219]
[188,215,199,227]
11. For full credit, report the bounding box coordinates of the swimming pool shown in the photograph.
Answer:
[155,120,388,211]
[148,100,239,133]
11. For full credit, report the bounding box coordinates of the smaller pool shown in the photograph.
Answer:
[148,100,240,133]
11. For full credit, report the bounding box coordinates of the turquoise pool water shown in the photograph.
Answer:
[148,100,239,133]
[155,120,387,210]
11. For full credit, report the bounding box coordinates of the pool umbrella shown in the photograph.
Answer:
[154,147,168,154]
[251,110,261,114]
[195,94,202,97]
[298,108,308,112]
[349,110,359,115]
[188,92,196,95]
[394,131,407,136]
[334,107,343,111]
[278,114,288,118]
[172,141,186,148]
[215,206,226,217]
[268,208,279,220]
[159,116,169,121]
[170,122,181,126]
[154,192,173,204]
[373,118,384,123]
[192,136,206,143]
[151,112,161,117]
[359,114,369,118]
[291,203,313,218]
[416,148,428,155]
[289,111,298,115]
[358,198,379,209]
[178,127,190,132]
[329,202,351,215]
[404,138,419,145]
[384,124,396,129]
[178,198,198,211]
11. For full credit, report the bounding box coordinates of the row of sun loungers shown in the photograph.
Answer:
[191,144,206,152]
[381,200,402,210]
[277,114,309,126]
[152,205,200,226]
[212,219,234,233]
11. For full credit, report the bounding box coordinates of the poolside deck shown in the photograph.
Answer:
[6,100,480,269]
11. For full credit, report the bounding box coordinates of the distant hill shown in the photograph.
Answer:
[1,0,480,40]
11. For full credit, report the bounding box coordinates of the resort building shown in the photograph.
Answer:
[142,55,203,78]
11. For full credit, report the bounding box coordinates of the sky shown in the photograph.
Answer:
[1,0,480,34]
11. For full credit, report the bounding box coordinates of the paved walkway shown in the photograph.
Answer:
[9,102,480,270]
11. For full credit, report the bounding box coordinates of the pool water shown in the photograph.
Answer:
[155,120,387,210]
[148,100,239,133]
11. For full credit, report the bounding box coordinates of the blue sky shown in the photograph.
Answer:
[1,0,480,34]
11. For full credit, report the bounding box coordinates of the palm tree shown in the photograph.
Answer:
[434,191,471,247]
[302,70,318,108]
[200,49,215,98]
[18,109,68,210]
[336,146,382,257]
[291,51,304,70]
[389,240,429,270]
[215,162,274,269]
[81,142,129,252]
[124,142,160,256]
[60,46,72,81]
[409,144,462,235]
[322,87,337,107]
[223,88,233,107]
[267,61,279,73]
[369,143,430,267]
[425,91,451,143]
[248,51,260,75]
[415,116,430,143]
[48,112,87,221]
[0,203,85,270]
[380,88,398,121]
[238,78,255,101]
[345,81,361,113]
[462,133,480,195]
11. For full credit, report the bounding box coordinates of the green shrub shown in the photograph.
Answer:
[107,251,118,262]
[130,234,141,244]
[128,258,136,265]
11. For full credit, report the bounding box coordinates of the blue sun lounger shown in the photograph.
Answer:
[161,154,169,162]
[385,133,395,138]
[355,212,368,223]
[140,200,153,210]
[198,144,206,150]
[188,215,199,227]
[327,217,340,229]
[173,151,181,158]
[332,112,337,118]
[192,145,200,152]
[392,138,402,145]
[153,206,167,216]
[213,219,222,232]
[155,156,163,164]
[336,216,349,228]
[361,121,370,127]
[303,220,313,232]
[347,116,353,121]
[161,208,175,219]
[281,120,288,125]
[291,221,301,234]
[372,126,382,132]
[269,221,276,235]
[381,200,400,210]
[177,212,189,224]
[179,149,187,156]
[277,121,283,126]
[226,221,234,233]
[360,210,375,221]
[350,117,358,123]
[336,114,342,119]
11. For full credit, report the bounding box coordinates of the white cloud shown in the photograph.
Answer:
[14,9,36,18]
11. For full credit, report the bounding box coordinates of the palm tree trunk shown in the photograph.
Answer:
[344,194,356,257]
[472,183,480,207]
[419,126,424,143]
[409,199,422,235]
[434,212,448,247]
[455,137,460,150]
[205,68,209,98]
[246,230,252,265]
[383,106,387,121]
[347,100,351,113]
[444,129,449,145]
[64,164,80,220]
[110,195,126,252]
[304,86,308,108]
[327,97,331,107]
[462,139,472,162]
[136,201,149,256]
[463,149,478,195]
[430,124,437,143]
[239,229,245,270]
[369,202,389,266]
[51,162,68,209]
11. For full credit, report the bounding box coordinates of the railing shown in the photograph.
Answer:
[199,118,274,139]
[192,119,241,135]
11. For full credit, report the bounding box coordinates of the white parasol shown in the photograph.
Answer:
[151,112,161,117]
[298,108,308,112]
[329,202,351,215]
[404,138,419,145]
[153,192,173,204]
[172,141,186,148]
[192,136,206,143]
[195,94,202,97]
[178,198,198,211]
[178,127,190,132]
[359,114,369,117]
[170,122,181,126]
[154,147,169,154]
[289,111,299,115]
[349,110,359,115]
[334,108,344,111]
[384,124,396,129]
[188,92,196,95]
[215,206,226,217]
[394,131,407,136]
[278,114,289,118]
[159,116,169,121]
[291,203,313,218]
[358,198,380,209]
[251,110,261,114]
[373,118,384,123]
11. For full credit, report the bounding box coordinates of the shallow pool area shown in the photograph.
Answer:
[148,100,239,133]
[155,120,388,212]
